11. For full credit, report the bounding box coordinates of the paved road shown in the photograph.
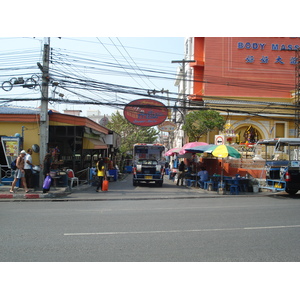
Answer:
[1,174,300,262]
[66,173,210,201]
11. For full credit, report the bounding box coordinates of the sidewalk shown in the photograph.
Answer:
[0,183,71,200]
[0,174,267,201]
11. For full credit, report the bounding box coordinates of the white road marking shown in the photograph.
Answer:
[64,224,300,236]
[244,225,300,230]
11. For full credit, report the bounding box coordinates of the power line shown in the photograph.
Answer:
[109,37,153,89]
[116,37,160,90]
[0,38,298,118]
[96,37,145,89]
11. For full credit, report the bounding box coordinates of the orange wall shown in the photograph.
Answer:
[193,37,298,98]
[201,158,265,179]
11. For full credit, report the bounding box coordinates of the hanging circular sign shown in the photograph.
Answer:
[99,116,109,126]
[124,99,168,127]
[157,120,176,132]
[32,144,40,153]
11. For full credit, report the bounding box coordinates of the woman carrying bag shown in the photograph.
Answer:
[96,158,105,192]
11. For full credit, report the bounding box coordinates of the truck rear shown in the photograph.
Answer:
[255,138,300,195]
[132,143,165,187]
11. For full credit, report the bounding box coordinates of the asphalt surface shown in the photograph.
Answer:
[1,186,300,262]
[2,173,300,263]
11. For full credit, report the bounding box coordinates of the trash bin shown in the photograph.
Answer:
[32,171,40,188]
[253,185,259,193]
[108,169,118,181]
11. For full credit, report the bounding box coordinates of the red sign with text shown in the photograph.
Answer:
[124,99,168,127]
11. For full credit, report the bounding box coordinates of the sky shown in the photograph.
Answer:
[1,1,298,119]
[0,37,184,117]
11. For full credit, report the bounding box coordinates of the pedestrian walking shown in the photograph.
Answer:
[96,158,105,192]
[10,150,29,193]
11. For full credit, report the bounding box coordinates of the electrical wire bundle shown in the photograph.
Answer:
[0,37,298,121]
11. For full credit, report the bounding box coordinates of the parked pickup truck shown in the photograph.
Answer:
[132,144,165,187]
[255,138,300,195]
[133,159,164,186]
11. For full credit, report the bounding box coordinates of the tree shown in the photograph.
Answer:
[106,110,159,155]
[182,110,225,141]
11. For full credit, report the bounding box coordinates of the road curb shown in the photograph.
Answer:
[0,192,70,201]
[0,194,13,199]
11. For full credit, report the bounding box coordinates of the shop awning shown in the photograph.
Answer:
[83,138,108,150]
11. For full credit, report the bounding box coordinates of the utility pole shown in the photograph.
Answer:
[39,38,50,187]
[147,88,171,147]
[280,48,300,137]
[295,49,300,137]
[171,59,195,145]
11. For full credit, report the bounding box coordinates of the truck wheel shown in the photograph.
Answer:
[133,180,138,186]
[286,188,298,195]
[157,180,163,187]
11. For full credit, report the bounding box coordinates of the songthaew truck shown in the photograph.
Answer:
[132,143,165,186]
[254,138,300,195]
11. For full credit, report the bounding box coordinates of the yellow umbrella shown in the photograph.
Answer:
[211,145,241,158]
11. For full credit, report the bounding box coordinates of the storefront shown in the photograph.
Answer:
[172,37,299,148]
[0,106,120,187]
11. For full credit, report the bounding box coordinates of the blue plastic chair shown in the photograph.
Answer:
[230,179,240,195]
[186,179,196,187]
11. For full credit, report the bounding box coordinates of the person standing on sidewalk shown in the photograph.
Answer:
[24,148,34,189]
[96,158,105,192]
[42,153,52,193]
[10,150,29,193]
[177,161,186,186]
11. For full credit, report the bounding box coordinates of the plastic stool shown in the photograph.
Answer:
[203,180,213,191]
[186,179,196,187]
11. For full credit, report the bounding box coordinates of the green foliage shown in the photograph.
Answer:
[106,110,159,155]
[182,110,225,141]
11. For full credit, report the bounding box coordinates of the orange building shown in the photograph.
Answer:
[183,37,300,144]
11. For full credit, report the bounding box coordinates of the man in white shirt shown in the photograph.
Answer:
[24,148,35,189]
